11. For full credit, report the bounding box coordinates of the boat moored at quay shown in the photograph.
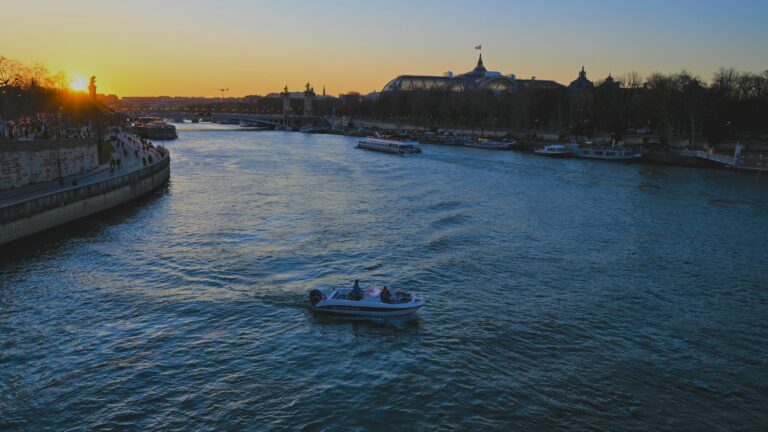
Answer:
[417,133,470,146]
[534,144,572,157]
[464,138,516,150]
[356,138,422,155]
[534,141,644,161]
[132,117,178,140]
[571,146,643,161]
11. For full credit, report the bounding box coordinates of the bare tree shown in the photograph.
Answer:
[712,68,737,98]
[50,71,70,93]
[676,71,705,147]
[26,62,51,88]
[646,72,677,147]
[0,56,24,87]
[622,71,643,90]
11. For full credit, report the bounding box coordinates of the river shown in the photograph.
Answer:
[1,124,767,430]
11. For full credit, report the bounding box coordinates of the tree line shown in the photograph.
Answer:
[0,55,101,123]
[333,69,768,146]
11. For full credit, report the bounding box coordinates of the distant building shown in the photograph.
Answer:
[568,67,595,128]
[243,95,262,104]
[340,92,363,104]
[568,66,594,92]
[118,96,240,109]
[266,91,307,99]
[364,91,380,101]
[381,54,566,94]
[597,74,620,91]
[96,94,119,107]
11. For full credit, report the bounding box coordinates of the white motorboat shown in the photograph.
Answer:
[309,282,425,317]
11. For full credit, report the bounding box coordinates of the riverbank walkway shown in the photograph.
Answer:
[0,132,165,208]
[679,149,768,173]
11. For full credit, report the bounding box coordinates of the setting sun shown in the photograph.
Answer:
[69,75,87,92]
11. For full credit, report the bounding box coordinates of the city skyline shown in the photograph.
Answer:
[2,0,767,97]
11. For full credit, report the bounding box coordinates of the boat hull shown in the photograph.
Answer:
[534,151,571,158]
[465,143,511,150]
[356,142,422,155]
[356,143,404,154]
[574,154,642,161]
[134,124,178,140]
[312,303,424,317]
[572,148,643,162]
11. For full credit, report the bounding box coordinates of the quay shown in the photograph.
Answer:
[0,132,170,246]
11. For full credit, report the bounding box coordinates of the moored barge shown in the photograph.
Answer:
[356,138,422,155]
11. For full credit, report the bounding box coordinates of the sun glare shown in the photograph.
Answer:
[70,76,88,92]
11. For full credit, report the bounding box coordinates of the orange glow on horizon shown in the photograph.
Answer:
[2,1,766,98]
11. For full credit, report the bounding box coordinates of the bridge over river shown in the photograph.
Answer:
[135,111,328,128]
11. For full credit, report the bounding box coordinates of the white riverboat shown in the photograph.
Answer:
[309,281,425,318]
[534,144,571,157]
[356,138,422,155]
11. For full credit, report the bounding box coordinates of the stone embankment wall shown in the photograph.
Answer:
[0,149,170,245]
[0,138,98,191]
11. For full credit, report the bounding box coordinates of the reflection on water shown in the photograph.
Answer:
[1,125,767,430]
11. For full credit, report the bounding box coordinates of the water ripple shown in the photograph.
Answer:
[1,127,767,430]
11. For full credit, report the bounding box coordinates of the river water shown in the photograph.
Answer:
[1,124,767,431]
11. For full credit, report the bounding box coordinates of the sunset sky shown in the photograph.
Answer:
[3,0,767,97]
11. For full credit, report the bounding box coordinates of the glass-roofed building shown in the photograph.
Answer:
[382,54,565,94]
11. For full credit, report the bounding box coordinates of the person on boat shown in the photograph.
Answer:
[349,279,363,301]
[380,286,392,303]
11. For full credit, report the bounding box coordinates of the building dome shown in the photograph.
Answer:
[459,54,488,80]
[473,53,487,73]
[381,53,546,94]
[599,73,620,89]
[568,66,594,91]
